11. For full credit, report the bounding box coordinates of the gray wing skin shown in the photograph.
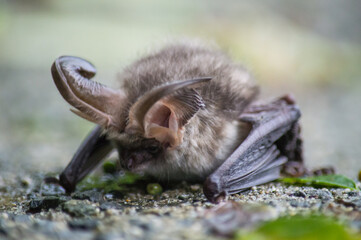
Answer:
[203,95,303,203]
[58,126,114,193]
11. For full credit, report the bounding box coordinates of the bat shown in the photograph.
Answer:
[49,41,303,203]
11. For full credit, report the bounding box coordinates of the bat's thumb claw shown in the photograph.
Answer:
[279,94,296,105]
[58,172,76,194]
[43,176,60,184]
[43,176,73,194]
[203,176,226,204]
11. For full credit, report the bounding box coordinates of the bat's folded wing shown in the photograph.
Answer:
[58,126,114,193]
[203,95,303,203]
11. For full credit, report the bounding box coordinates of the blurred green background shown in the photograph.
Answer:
[0,0,360,178]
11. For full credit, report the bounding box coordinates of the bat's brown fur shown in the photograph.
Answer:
[107,41,259,181]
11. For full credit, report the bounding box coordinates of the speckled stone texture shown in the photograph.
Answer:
[0,173,360,240]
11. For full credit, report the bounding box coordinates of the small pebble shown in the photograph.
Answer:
[146,183,163,196]
[190,185,200,192]
[102,161,117,174]
[20,176,32,187]
[68,219,99,230]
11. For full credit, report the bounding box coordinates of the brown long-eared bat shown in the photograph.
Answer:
[50,41,303,203]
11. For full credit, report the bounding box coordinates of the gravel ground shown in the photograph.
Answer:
[0,172,360,240]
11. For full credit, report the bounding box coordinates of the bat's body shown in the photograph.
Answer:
[50,41,303,203]
[111,43,257,181]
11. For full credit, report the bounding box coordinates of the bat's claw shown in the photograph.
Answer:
[279,94,296,105]
[43,176,60,184]
[59,172,76,194]
[203,176,226,204]
[43,176,72,194]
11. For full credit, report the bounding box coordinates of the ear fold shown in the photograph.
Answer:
[51,56,126,131]
[143,88,206,148]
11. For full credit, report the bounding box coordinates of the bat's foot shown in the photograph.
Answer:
[282,161,306,177]
[311,166,335,176]
[204,95,303,203]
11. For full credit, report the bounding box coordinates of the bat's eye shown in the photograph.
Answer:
[147,146,160,154]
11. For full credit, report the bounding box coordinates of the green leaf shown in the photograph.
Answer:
[78,171,145,193]
[280,174,358,190]
[235,215,361,240]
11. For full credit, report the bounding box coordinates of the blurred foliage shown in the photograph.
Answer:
[235,215,361,240]
[1,0,360,85]
[281,174,359,190]
[0,0,360,175]
[78,171,145,193]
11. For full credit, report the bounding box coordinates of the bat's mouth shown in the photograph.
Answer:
[125,157,151,174]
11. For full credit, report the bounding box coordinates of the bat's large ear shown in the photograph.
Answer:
[51,56,126,131]
[144,89,206,148]
[126,77,212,148]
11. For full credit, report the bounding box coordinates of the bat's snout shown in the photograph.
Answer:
[127,157,135,170]
[124,153,150,172]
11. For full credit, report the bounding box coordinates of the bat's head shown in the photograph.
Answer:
[111,132,163,173]
[51,56,211,174]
